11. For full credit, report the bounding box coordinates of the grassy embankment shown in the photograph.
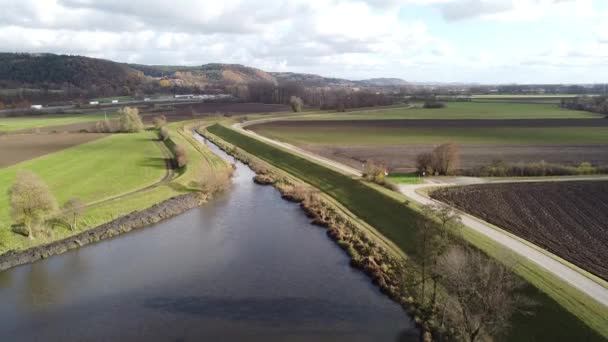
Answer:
[0,120,229,254]
[208,123,607,342]
[291,102,601,120]
[0,113,111,132]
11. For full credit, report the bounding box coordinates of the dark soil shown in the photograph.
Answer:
[431,181,608,280]
[304,144,608,172]
[0,133,108,167]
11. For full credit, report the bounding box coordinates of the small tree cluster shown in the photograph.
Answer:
[152,115,167,129]
[9,170,58,239]
[289,96,303,112]
[173,144,188,168]
[416,143,460,176]
[118,106,144,133]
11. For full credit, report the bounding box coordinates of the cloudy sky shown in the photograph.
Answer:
[1,0,607,83]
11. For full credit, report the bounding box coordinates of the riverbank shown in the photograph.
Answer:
[0,193,201,271]
[0,120,230,270]
[204,123,608,342]
[199,128,431,340]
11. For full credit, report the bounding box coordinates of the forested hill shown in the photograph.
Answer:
[0,53,144,92]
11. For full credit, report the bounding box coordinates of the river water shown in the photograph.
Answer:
[0,136,418,341]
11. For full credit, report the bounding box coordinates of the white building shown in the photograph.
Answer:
[89,101,99,105]
[30,104,43,110]
[111,100,119,104]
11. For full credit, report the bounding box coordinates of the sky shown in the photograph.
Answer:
[0,0,607,84]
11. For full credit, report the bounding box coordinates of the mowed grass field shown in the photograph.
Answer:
[0,132,166,249]
[0,120,230,255]
[208,123,606,342]
[0,113,109,132]
[294,102,602,120]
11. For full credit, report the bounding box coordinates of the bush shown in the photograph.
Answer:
[416,143,460,175]
[464,160,608,177]
[173,144,188,168]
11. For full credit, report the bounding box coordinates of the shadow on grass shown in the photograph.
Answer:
[138,157,170,169]
[168,182,198,193]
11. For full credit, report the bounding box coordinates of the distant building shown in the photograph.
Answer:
[30,104,43,110]
[174,94,194,99]
[89,101,99,105]
[144,98,151,102]
[111,100,119,104]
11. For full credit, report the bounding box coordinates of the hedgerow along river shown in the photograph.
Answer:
[0,135,418,341]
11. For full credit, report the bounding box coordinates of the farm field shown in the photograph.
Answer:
[0,113,110,132]
[292,102,602,120]
[207,123,607,341]
[249,118,608,171]
[146,102,290,122]
[0,133,108,167]
[431,181,608,280]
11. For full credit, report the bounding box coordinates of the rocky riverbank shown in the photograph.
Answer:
[0,193,202,272]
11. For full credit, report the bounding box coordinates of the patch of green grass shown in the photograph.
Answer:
[0,132,166,250]
[0,113,112,132]
[208,123,607,342]
[388,173,422,184]
[252,125,608,145]
[0,121,230,255]
[295,102,600,120]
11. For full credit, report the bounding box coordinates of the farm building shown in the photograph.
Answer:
[30,104,42,110]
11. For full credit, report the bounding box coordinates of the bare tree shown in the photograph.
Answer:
[152,115,167,129]
[439,246,531,342]
[61,198,85,231]
[433,143,460,175]
[289,96,303,112]
[9,170,58,239]
[159,126,170,141]
[118,106,144,133]
[362,161,387,184]
[416,152,434,175]
[173,144,188,168]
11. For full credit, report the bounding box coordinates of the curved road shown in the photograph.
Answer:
[232,120,608,308]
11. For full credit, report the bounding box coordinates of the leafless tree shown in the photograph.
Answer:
[416,152,435,175]
[118,106,144,133]
[432,143,460,175]
[173,144,188,168]
[159,126,170,141]
[9,170,58,239]
[152,114,167,129]
[61,198,85,231]
[439,246,531,342]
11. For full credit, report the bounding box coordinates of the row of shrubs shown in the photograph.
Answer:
[464,160,608,177]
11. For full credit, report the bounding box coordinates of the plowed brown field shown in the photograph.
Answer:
[431,181,608,280]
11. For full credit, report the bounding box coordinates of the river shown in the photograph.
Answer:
[0,135,418,341]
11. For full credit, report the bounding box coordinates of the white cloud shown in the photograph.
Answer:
[0,0,605,83]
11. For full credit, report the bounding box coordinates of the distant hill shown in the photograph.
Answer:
[0,53,143,92]
[0,53,409,99]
